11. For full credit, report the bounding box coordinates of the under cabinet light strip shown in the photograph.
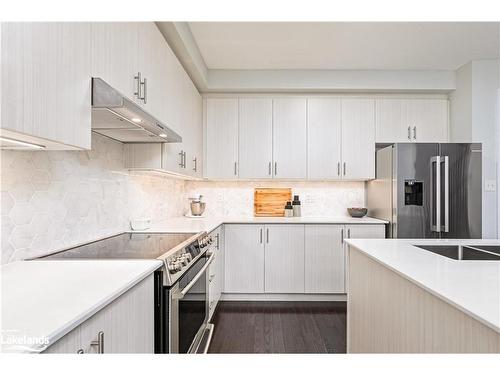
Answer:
[0,136,45,149]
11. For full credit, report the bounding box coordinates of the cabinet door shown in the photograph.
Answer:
[224,225,264,293]
[208,248,219,320]
[272,98,307,179]
[238,98,273,179]
[307,98,342,179]
[80,274,154,354]
[375,99,410,143]
[91,22,139,102]
[180,75,203,178]
[205,98,239,179]
[264,225,305,293]
[407,99,448,142]
[341,99,375,180]
[1,22,91,149]
[305,225,344,293]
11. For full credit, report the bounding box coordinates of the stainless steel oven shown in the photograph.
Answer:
[167,251,214,353]
[34,231,216,354]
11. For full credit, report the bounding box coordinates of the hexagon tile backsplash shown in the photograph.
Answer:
[1,133,366,264]
[0,134,186,263]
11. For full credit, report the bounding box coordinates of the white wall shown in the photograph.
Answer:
[449,59,499,239]
[449,62,472,141]
[184,180,365,217]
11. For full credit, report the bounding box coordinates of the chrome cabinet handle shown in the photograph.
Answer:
[216,233,220,249]
[343,162,346,176]
[337,162,340,176]
[181,151,186,168]
[259,228,263,243]
[90,331,104,354]
[347,228,351,238]
[274,162,277,176]
[268,162,272,176]
[407,126,411,140]
[179,151,184,168]
[341,228,344,243]
[413,126,417,140]
[234,161,237,175]
[134,72,141,99]
[266,228,269,243]
[141,77,147,104]
[193,157,197,172]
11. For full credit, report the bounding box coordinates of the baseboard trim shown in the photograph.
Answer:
[221,293,347,302]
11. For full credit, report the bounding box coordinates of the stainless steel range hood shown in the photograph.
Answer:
[91,78,182,143]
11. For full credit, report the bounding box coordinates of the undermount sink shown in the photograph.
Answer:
[414,244,500,261]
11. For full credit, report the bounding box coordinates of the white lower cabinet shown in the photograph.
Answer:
[264,225,305,293]
[305,225,345,293]
[208,226,224,321]
[44,274,154,354]
[223,223,385,297]
[224,224,265,293]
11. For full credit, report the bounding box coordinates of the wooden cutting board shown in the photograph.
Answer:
[254,188,292,217]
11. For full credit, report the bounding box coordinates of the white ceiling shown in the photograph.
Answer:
[188,22,499,70]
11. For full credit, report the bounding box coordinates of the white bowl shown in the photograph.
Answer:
[130,218,152,231]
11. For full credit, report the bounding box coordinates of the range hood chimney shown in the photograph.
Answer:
[91,78,182,143]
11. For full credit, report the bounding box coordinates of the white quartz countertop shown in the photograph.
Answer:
[345,238,500,333]
[137,216,388,234]
[1,260,162,353]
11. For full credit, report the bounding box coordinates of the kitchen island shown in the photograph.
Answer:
[345,238,500,353]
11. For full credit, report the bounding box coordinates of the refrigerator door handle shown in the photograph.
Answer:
[430,156,441,232]
[442,155,449,232]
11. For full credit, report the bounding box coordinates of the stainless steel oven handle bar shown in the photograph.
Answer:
[172,252,216,300]
[201,324,215,354]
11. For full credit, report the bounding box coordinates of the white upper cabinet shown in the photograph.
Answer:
[238,98,273,179]
[407,99,448,142]
[205,98,239,179]
[375,98,449,143]
[375,99,409,142]
[307,98,342,179]
[1,22,92,150]
[137,22,169,121]
[341,99,376,180]
[91,22,139,104]
[272,98,307,179]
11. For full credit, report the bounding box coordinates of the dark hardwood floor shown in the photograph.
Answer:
[208,301,346,353]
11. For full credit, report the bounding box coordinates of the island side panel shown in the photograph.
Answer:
[347,247,500,353]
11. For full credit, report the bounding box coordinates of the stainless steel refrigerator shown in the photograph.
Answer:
[367,143,482,239]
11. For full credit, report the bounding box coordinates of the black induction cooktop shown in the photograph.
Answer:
[34,232,195,260]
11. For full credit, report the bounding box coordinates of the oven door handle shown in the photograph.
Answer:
[172,252,215,300]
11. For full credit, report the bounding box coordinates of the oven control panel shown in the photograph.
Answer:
[165,234,214,276]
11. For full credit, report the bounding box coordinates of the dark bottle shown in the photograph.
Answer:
[292,195,301,217]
